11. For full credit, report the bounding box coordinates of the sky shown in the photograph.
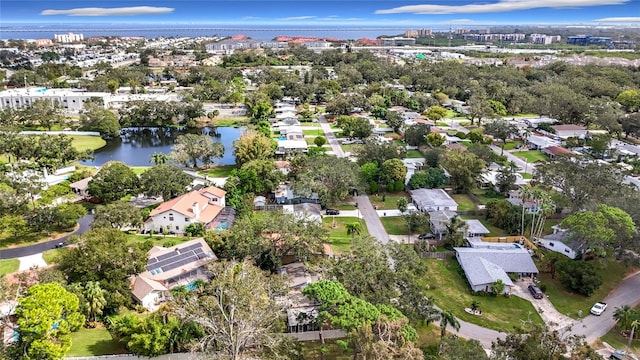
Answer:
[1,0,639,27]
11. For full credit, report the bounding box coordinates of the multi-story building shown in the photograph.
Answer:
[405,29,418,38]
[54,32,84,43]
[380,37,416,46]
[567,35,612,46]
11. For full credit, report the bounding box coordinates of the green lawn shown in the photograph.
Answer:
[512,150,548,164]
[405,149,423,158]
[601,328,640,353]
[424,258,544,331]
[472,189,505,205]
[211,117,250,127]
[42,248,68,265]
[0,259,19,276]
[125,233,190,248]
[334,203,357,211]
[503,140,523,151]
[380,216,409,235]
[451,193,476,211]
[302,339,351,360]
[341,144,354,152]
[68,135,107,152]
[303,129,325,136]
[459,215,510,237]
[538,259,631,319]
[200,164,238,178]
[129,166,151,175]
[322,217,369,254]
[368,193,410,210]
[519,172,533,179]
[67,326,127,357]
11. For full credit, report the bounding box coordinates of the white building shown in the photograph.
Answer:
[54,32,84,43]
[410,189,458,212]
[551,124,588,139]
[540,225,581,259]
[131,238,217,311]
[144,186,226,234]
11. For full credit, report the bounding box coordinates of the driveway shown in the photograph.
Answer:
[318,115,345,158]
[0,214,93,259]
[510,280,575,330]
[356,195,389,244]
[489,145,537,174]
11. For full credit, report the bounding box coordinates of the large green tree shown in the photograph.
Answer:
[57,228,146,311]
[232,130,275,166]
[90,201,143,230]
[139,164,192,200]
[441,150,485,193]
[170,134,224,168]
[11,283,85,360]
[173,261,292,360]
[88,161,139,203]
[79,104,120,139]
[292,154,363,207]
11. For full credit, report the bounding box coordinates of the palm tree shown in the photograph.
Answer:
[150,152,169,166]
[84,281,107,322]
[614,305,634,331]
[346,222,361,240]
[439,309,460,339]
[444,216,468,248]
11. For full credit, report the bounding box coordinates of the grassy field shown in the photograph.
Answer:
[125,233,190,248]
[424,258,544,331]
[200,164,237,178]
[405,149,424,158]
[512,150,548,163]
[68,135,107,152]
[503,140,523,151]
[322,217,368,254]
[42,248,68,265]
[538,259,632,319]
[519,172,533,179]
[67,326,127,357]
[302,129,325,136]
[368,193,410,210]
[472,189,505,205]
[129,166,151,175]
[210,117,250,127]
[459,215,510,237]
[302,339,351,360]
[451,193,476,211]
[0,259,19,276]
[600,328,640,353]
[380,216,409,235]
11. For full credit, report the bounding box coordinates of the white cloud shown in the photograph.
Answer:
[278,16,317,21]
[41,6,174,17]
[593,17,640,22]
[376,0,628,15]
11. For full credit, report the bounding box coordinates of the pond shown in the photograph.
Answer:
[80,126,244,167]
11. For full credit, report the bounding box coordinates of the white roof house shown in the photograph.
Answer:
[526,134,560,150]
[410,189,458,212]
[455,247,538,294]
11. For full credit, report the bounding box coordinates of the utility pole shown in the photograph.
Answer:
[23,73,27,88]
[448,25,452,48]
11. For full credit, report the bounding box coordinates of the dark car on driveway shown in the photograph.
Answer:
[325,209,340,215]
[528,284,544,299]
[418,233,436,240]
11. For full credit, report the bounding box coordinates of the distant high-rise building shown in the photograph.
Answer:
[529,34,561,45]
[417,29,433,37]
[405,29,418,38]
[455,28,471,34]
[54,32,84,43]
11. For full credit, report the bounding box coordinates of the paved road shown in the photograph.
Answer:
[355,195,389,244]
[318,115,345,158]
[0,214,93,259]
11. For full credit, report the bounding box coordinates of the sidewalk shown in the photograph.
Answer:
[18,254,47,271]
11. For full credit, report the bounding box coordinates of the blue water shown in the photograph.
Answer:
[0,24,409,40]
[216,221,230,230]
[185,280,198,291]
[80,126,244,167]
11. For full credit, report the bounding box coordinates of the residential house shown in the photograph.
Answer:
[526,134,560,150]
[276,125,308,156]
[506,189,539,213]
[410,189,458,212]
[131,238,217,311]
[540,225,581,259]
[479,168,527,190]
[543,146,574,159]
[523,117,558,129]
[455,247,538,294]
[428,210,458,241]
[144,186,226,234]
[273,183,319,205]
[464,219,491,239]
[70,176,92,199]
[616,143,640,158]
[551,124,587,139]
[283,203,322,224]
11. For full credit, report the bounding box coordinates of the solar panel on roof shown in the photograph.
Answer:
[178,243,203,254]
[161,256,197,272]
[151,252,193,270]
[156,252,177,261]
[148,258,158,264]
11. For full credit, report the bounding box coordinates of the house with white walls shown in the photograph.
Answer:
[144,186,226,234]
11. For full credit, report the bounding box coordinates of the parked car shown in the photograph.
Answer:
[528,284,544,299]
[325,209,340,215]
[418,233,436,240]
[590,302,608,316]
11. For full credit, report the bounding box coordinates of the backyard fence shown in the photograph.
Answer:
[420,251,455,259]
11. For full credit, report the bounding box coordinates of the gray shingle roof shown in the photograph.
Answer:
[464,219,490,235]
[455,247,538,287]
[410,189,457,209]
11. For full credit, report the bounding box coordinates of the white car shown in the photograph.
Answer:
[590,302,608,316]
